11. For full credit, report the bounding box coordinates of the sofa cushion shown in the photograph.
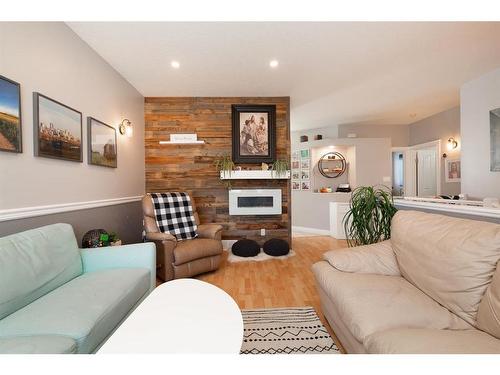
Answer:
[477,265,500,339]
[323,240,400,276]
[312,261,470,343]
[365,328,500,354]
[174,238,223,265]
[391,210,500,325]
[0,223,83,320]
[0,335,77,354]
[0,268,150,353]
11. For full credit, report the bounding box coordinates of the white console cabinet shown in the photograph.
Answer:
[329,202,350,240]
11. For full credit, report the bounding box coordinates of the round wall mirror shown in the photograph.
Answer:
[318,152,347,178]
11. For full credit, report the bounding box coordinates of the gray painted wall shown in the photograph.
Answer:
[292,137,392,231]
[408,106,461,196]
[0,23,145,210]
[0,202,143,245]
[338,123,409,147]
[461,67,500,200]
[0,23,145,239]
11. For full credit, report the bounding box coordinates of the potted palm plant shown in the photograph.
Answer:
[343,186,397,247]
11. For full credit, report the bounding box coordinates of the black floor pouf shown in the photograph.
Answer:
[232,239,260,257]
[263,238,290,257]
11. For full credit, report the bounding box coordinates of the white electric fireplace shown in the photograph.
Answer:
[229,189,282,216]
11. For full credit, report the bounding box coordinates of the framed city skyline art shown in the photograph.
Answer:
[34,92,82,162]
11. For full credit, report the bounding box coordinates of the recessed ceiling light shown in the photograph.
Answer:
[269,60,279,68]
[171,61,180,69]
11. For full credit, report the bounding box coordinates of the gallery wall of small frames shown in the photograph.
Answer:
[0,73,119,168]
[291,149,311,191]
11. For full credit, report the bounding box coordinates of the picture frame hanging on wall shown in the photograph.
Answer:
[300,149,310,159]
[232,104,276,164]
[34,92,82,162]
[88,117,117,168]
[0,75,22,153]
[445,158,461,183]
[491,108,500,172]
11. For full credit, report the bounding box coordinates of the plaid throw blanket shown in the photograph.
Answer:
[150,192,198,240]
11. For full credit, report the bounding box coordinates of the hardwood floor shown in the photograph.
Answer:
[195,235,348,351]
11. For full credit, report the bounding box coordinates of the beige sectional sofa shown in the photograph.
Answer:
[313,210,500,353]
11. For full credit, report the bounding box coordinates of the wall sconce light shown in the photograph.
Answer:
[447,137,458,151]
[119,119,133,137]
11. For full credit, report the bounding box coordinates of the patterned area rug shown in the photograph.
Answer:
[240,307,340,354]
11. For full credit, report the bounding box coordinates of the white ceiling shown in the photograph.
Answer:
[68,22,500,131]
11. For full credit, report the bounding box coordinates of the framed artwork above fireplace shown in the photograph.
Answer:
[232,104,276,164]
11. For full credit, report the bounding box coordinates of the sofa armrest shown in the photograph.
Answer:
[197,224,223,240]
[145,231,177,243]
[323,240,400,276]
[80,243,156,290]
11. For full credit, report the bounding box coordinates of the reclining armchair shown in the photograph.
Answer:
[142,192,224,281]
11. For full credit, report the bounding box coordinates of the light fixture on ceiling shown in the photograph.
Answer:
[171,60,180,69]
[447,137,458,151]
[119,119,133,138]
[269,59,279,68]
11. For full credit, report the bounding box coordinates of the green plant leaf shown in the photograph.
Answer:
[343,185,397,247]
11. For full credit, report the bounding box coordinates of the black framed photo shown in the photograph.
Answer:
[232,104,276,163]
[87,117,117,168]
[0,75,22,153]
[34,92,82,162]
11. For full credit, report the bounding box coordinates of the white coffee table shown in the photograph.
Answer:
[98,279,243,353]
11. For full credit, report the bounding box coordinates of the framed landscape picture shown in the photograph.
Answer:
[0,75,22,153]
[232,104,276,164]
[491,108,500,172]
[88,117,117,168]
[34,93,82,162]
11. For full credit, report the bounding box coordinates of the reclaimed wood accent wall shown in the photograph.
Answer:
[145,97,291,245]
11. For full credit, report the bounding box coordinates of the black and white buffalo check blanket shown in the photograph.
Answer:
[150,192,198,240]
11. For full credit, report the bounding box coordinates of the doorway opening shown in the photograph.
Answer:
[391,140,441,198]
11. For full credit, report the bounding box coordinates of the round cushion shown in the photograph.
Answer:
[263,238,290,256]
[232,239,260,257]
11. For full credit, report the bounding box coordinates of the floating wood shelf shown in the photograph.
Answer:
[159,140,205,145]
[220,170,290,180]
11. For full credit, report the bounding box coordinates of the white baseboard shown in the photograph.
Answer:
[292,225,331,236]
[0,196,143,222]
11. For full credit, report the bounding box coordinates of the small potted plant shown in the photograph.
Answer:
[214,153,235,189]
[109,232,122,247]
[271,159,290,178]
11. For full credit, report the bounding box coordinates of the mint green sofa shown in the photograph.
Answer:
[0,223,156,354]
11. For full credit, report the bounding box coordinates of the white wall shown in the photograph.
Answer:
[0,23,145,209]
[338,123,409,147]
[461,67,500,200]
[291,125,339,146]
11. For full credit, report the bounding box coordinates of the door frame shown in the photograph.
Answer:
[409,140,442,197]
[391,140,442,197]
[391,147,410,196]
